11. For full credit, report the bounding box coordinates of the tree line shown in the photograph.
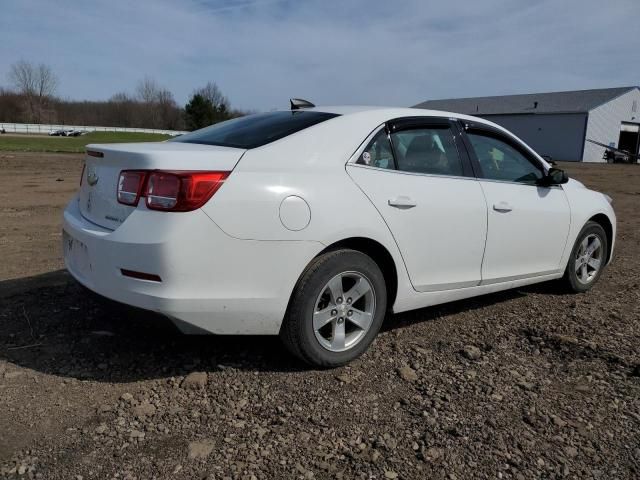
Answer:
[0,60,245,131]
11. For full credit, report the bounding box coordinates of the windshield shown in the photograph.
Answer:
[171,110,339,149]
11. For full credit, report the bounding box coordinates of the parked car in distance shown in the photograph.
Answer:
[63,103,616,367]
[48,129,66,136]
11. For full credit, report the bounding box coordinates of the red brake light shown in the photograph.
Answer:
[115,170,229,211]
[145,171,229,211]
[117,170,147,206]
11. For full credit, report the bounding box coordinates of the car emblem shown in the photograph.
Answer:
[87,172,99,186]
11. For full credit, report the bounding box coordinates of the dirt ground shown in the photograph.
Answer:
[0,152,639,479]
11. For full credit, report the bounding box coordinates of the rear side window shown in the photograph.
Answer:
[171,111,339,149]
[391,127,463,176]
[356,130,395,169]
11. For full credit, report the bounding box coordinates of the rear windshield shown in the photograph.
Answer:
[171,110,339,149]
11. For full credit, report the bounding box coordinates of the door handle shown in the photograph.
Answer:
[388,196,417,208]
[493,201,513,213]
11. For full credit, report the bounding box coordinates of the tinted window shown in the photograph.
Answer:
[171,111,339,149]
[356,130,394,169]
[467,132,543,183]
[390,127,463,176]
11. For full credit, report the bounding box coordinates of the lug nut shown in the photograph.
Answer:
[347,297,352,304]
[331,309,337,316]
[337,317,344,324]
[337,297,343,304]
[347,310,353,317]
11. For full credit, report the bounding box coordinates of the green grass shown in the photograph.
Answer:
[0,131,172,153]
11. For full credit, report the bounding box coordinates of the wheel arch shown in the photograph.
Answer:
[318,237,399,310]
[588,213,613,263]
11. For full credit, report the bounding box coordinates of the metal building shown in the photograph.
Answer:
[414,87,640,162]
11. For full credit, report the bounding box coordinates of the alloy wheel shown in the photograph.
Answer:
[312,271,376,352]
[575,233,603,284]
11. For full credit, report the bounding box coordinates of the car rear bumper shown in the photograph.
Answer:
[63,196,323,334]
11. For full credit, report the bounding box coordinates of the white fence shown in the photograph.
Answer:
[0,122,187,136]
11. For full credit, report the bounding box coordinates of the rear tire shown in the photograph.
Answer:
[280,249,387,367]
[563,221,608,293]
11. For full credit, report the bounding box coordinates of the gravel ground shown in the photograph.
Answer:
[0,153,639,479]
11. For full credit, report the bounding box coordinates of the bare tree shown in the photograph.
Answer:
[196,81,228,110]
[135,76,161,104]
[134,76,182,128]
[8,60,58,122]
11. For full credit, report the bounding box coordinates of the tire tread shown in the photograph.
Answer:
[280,249,386,367]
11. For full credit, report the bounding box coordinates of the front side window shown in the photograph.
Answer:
[356,129,394,169]
[390,127,463,176]
[466,132,543,184]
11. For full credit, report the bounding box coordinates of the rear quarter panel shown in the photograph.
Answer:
[200,112,416,310]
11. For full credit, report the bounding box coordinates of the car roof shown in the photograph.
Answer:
[307,105,490,123]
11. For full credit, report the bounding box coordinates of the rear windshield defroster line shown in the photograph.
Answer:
[171,111,340,149]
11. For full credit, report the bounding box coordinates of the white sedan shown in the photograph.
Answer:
[63,103,616,366]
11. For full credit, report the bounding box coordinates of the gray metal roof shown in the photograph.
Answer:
[413,87,639,115]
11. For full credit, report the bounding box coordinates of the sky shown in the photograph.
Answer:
[1,0,638,111]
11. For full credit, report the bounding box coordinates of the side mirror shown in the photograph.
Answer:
[539,167,568,186]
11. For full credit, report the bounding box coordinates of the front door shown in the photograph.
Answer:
[462,126,570,283]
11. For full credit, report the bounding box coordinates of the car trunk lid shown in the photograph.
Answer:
[79,141,245,230]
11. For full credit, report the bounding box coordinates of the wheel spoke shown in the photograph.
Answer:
[575,259,583,273]
[313,307,335,331]
[348,309,373,331]
[587,257,601,271]
[326,275,344,304]
[580,264,588,281]
[331,321,346,350]
[343,277,371,304]
[580,237,589,254]
[588,236,601,256]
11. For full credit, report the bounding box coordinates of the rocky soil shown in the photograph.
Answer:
[0,154,639,479]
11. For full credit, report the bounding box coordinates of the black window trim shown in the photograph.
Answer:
[458,120,550,185]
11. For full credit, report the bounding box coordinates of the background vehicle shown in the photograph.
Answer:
[63,103,616,367]
[587,138,640,164]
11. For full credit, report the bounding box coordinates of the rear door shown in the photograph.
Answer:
[460,123,570,283]
[347,117,488,292]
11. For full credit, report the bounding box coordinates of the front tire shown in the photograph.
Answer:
[563,221,608,293]
[280,249,387,367]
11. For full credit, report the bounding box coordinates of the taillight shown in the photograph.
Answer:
[116,170,229,211]
[117,170,147,206]
[146,171,229,211]
[80,163,86,186]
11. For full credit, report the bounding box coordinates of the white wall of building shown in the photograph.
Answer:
[583,88,640,162]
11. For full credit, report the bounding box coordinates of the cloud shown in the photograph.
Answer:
[0,0,638,111]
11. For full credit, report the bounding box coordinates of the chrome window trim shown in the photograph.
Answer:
[346,162,479,182]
